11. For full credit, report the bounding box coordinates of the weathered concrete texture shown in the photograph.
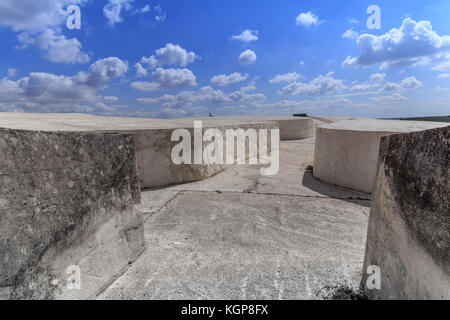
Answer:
[362,126,450,299]
[0,113,310,189]
[314,119,449,193]
[135,122,279,189]
[98,139,370,300]
[0,128,144,300]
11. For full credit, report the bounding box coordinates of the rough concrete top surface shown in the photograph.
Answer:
[97,138,371,300]
[318,119,449,132]
[0,113,310,132]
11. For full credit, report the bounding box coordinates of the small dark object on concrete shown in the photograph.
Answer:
[293,113,309,117]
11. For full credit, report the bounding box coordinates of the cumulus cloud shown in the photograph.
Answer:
[296,12,320,28]
[343,18,450,70]
[103,0,134,26]
[130,67,197,91]
[342,28,359,40]
[137,85,265,110]
[140,43,199,70]
[437,73,450,78]
[370,73,386,83]
[253,97,362,112]
[0,0,90,64]
[7,68,17,77]
[350,84,372,92]
[380,76,422,91]
[0,57,128,113]
[21,28,89,64]
[231,29,258,43]
[211,72,248,86]
[269,72,302,84]
[238,50,257,65]
[104,95,119,102]
[135,62,148,78]
[279,72,346,96]
[77,57,129,87]
[371,93,408,102]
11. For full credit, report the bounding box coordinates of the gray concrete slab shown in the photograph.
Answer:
[98,139,370,300]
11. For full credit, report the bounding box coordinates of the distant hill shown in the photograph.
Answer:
[400,116,450,123]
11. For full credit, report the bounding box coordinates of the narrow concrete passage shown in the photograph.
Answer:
[98,139,370,300]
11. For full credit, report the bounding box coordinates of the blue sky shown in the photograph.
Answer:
[1,0,450,118]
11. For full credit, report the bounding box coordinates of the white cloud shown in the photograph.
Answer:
[0,0,86,31]
[130,67,197,91]
[77,57,129,87]
[104,96,119,102]
[0,0,89,64]
[343,18,450,70]
[135,63,148,78]
[254,97,363,111]
[380,76,422,91]
[342,28,359,40]
[350,84,372,92]
[23,28,90,64]
[154,5,166,22]
[0,57,128,113]
[211,72,248,86]
[140,5,150,13]
[103,0,134,26]
[437,73,450,78]
[238,50,257,65]
[137,94,175,104]
[279,72,347,96]
[296,12,320,28]
[269,72,302,84]
[140,43,199,70]
[348,19,359,25]
[370,73,386,83]
[7,68,17,77]
[136,85,265,109]
[231,29,258,43]
[371,93,408,102]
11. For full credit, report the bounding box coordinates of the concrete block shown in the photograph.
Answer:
[313,119,449,193]
[0,128,144,299]
[361,126,450,299]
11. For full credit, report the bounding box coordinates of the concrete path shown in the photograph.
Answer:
[97,139,370,300]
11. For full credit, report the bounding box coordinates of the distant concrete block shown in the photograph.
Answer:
[135,122,279,189]
[361,126,450,299]
[313,120,449,193]
[0,129,144,300]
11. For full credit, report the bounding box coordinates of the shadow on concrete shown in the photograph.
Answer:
[301,171,371,208]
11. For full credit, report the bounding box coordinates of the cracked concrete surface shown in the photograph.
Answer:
[98,138,370,300]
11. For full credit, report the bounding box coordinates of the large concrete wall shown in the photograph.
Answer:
[134,122,279,189]
[0,113,299,189]
[313,120,449,193]
[0,128,145,300]
[361,126,450,299]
